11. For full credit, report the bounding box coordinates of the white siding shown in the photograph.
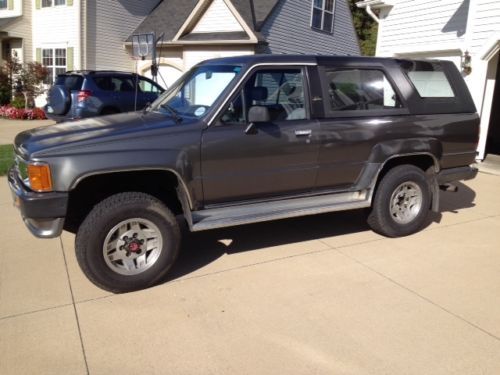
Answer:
[377,0,467,56]
[86,0,159,71]
[192,0,244,33]
[32,0,80,67]
[468,0,500,53]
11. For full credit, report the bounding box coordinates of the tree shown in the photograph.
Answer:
[18,62,49,108]
[0,55,48,108]
[348,0,378,56]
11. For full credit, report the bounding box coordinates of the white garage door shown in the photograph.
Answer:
[143,65,184,89]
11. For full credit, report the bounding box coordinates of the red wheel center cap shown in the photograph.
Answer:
[128,242,141,252]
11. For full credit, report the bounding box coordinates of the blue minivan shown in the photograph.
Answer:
[44,71,165,122]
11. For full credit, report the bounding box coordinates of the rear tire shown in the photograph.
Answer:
[368,165,431,237]
[75,192,180,293]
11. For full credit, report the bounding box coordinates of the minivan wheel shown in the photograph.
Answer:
[367,165,431,237]
[75,192,180,293]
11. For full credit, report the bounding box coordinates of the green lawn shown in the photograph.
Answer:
[0,144,14,176]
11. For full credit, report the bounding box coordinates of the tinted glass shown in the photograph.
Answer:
[325,69,402,111]
[55,75,83,91]
[399,60,455,98]
[93,76,114,91]
[139,78,162,93]
[114,77,135,92]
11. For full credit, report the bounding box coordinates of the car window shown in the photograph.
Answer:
[221,68,307,123]
[113,77,135,92]
[139,78,162,93]
[324,69,403,111]
[220,91,246,124]
[399,60,455,98]
[251,69,306,121]
[93,76,115,91]
[55,75,83,91]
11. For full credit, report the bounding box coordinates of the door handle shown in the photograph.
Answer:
[295,129,312,137]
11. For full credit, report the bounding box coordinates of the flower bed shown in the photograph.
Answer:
[0,105,47,120]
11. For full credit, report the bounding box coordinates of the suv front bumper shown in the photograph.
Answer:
[8,167,68,238]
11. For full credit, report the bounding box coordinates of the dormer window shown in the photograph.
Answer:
[311,0,335,33]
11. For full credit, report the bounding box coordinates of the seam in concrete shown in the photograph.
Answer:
[0,303,74,321]
[60,237,90,375]
[330,244,500,344]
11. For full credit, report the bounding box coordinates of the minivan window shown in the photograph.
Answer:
[324,69,402,111]
[399,60,455,98]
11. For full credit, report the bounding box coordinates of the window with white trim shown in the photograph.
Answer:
[42,48,67,83]
[0,0,7,10]
[42,0,66,7]
[311,0,335,33]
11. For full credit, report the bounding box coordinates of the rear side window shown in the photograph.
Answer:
[324,69,403,111]
[93,76,115,91]
[139,78,162,93]
[55,75,83,91]
[399,61,455,98]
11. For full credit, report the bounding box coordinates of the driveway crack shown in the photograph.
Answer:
[60,237,91,375]
[329,243,500,344]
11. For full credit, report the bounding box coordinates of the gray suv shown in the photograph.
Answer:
[44,71,164,122]
[10,55,479,293]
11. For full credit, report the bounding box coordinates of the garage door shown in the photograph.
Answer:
[142,65,184,89]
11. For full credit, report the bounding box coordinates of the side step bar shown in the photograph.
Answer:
[190,190,371,232]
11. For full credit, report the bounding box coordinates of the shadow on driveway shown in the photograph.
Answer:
[166,182,476,282]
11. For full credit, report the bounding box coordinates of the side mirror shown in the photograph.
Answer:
[245,106,270,134]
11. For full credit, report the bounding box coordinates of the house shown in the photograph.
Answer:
[357,0,500,160]
[1,0,359,102]
[0,0,32,64]
[128,0,360,87]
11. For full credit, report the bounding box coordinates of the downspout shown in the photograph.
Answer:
[365,5,380,23]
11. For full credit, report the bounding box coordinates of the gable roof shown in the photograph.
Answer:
[128,0,280,43]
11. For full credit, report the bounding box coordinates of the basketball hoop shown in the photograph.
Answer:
[132,33,155,60]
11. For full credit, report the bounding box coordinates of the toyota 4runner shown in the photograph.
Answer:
[9,55,479,292]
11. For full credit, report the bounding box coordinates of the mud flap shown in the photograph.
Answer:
[429,175,440,212]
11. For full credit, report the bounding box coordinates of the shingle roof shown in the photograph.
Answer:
[128,0,281,43]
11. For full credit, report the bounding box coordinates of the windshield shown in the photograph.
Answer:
[150,65,242,118]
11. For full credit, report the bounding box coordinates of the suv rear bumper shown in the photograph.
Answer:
[8,167,68,238]
[437,166,478,184]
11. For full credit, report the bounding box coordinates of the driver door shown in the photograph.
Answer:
[201,67,320,205]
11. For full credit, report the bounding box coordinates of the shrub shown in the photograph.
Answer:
[0,105,46,120]
[10,96,26,109]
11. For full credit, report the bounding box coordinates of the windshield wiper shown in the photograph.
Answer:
[160,104,183,123]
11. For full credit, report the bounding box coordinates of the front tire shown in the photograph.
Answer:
[368,165,431,237]
[75,192,180,293]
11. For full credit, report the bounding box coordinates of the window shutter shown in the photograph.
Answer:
[7,0,13,10]
[35,0,41,9]
[66,47,74,71]
[67,0,73,6]
[36,48,42,63]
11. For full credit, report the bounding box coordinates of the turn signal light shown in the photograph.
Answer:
[28,164,53,192]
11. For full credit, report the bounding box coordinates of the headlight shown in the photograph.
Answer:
[17,158,53,192]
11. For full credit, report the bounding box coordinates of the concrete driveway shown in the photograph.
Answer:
[1,172,500,374]
[0,119,55,145]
